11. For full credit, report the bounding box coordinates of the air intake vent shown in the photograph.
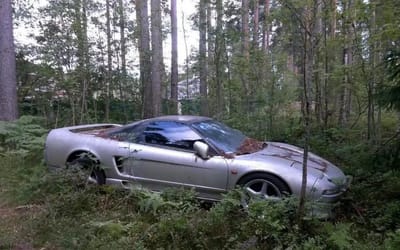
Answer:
[114,156,125,173]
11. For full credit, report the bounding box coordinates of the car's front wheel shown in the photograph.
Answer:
[238,173,290,204]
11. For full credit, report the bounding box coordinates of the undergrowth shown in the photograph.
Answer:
[0,116,399,249]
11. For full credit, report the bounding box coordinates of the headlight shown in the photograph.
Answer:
[322,188,341,196]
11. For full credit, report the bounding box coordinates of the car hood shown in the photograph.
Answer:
[248,142,345,180]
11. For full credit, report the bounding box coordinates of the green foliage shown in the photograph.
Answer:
[242,199,299,248]
[0,115,47,157]
[324,223,356,249]
[2,114,400,249]
[377,49,400,111]
[373,135,400,171]
[385,229,400,250]
[0,149,396,249]
[371,200,400,231]
[180,98,201,115]
[138,190,178,215]
[88,220,131,240]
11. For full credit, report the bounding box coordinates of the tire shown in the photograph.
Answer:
[68,154,106,185]
[238,173,290,204]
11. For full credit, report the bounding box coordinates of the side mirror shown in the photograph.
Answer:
[194,141,210,159]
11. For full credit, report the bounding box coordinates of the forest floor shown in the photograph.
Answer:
[0,202,38,249]
[0,192,49,250]
[0,159,40,249]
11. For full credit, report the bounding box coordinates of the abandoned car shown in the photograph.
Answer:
[45,115,351,216]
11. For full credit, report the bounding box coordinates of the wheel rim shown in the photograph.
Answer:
[243,178,283,201]
[69,161,100,185]
[87,168,99,184]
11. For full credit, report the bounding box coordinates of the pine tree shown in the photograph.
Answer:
[0,0,18,121]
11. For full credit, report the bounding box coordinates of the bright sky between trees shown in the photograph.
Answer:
[14,0,198,70]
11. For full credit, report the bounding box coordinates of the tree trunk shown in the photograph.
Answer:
[73,0,90,123]
[119,0,129,122]
[215,0,224,117]
[338,0,353,127]
[262,0,270,53]
[105,0,112,121]
[323,0,337,127]
[136,0,152,118]
[330,0,336,39]
[199,0,208,116]
[0,0,18,121]
[276,0,318,222]
[252,0,259,49]
[180,3,190,111]
[82,0,90,122]
[207,0,215,114]
[314,0,323,126]
[241,0,250,110]
[241,0,250,60]
[368,2,377,142]
[298,27,313,222]
[151,0,163,117]
[170,0,178,114]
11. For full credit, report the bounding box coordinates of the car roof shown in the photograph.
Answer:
[143,115,212,124]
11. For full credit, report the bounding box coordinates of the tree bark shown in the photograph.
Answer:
[252,0,259,49]
[73,0,90,123]
[241,0,250,61]
[105,0,112,121]
[136,0,152,118]
[0,0,18,121]
[314,0,323,126]
[170,0,178,114]
[241,0,250,110]
[298,24,313,223]
[151,0,163,117]
[338,0,353,127]
[368,2,377,142]
[215,0,224,117]
[119,0,129,122]
[262,0,270,53]
[199,0,208,116]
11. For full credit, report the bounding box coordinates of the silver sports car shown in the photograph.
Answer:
[45,115,351,216]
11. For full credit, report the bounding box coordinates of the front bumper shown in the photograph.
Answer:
[310,175,352,218]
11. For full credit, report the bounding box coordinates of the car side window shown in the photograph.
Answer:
[108,125,142,142]
[141,121,201,150]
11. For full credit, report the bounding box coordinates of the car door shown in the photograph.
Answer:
[125,121,229,200]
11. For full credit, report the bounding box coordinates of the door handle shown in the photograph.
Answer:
[130,149,141,153]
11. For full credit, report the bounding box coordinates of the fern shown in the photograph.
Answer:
[325,223,357,249]
[87,220,128,239]
[134,188,179,215]
[0,116,47,156]
[385,229,400,250]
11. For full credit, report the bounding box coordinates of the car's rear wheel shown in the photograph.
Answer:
[238,173,290,205]
[68,153,106,185]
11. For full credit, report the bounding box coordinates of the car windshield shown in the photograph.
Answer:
[192,120,246,154]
